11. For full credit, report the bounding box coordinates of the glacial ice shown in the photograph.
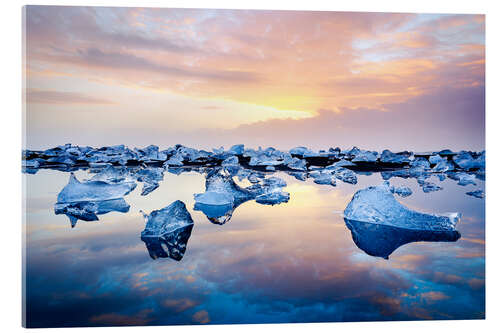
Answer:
[379,150,411,164]
[344,182,460,232]
[466,190,485,199]
[352,150,378,162]
[228,144,244,155]
[57,173,136,203]
[345,218,461,259]
[453,151,485,171]
[334,168,358,184]
[390,185,413,197]
[55,198,130,227]
[23,144,485,200]
[421,181,443,193]
[140,200,194,261]
[141,200,194,237]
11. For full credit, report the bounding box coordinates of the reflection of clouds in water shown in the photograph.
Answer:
[24,170,485,326]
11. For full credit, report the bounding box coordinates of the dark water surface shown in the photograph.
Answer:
[23,169,485,327]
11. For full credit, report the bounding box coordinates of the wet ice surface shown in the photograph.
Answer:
[23,145,485,327]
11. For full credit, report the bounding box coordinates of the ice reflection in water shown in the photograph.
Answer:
[23,163,485,327]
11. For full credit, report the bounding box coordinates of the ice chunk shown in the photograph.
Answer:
[466,190,484,199]
[228,144,244,155]
[345,218,460,259]
[390,185,412,197]
[352,150,378,162]
[90,166,132,183]
[221,156,239,166]
[287,157,307,171]
[57,173,136,203]
[194,169,256,224]
[164,153,184,166]
[455,172,477,186]
[334,168,357,184]
[194,169,254,205]
[140,200,194,237]
[453,151,485,171]
[325,159,355,169]
[140,200,194,261]
[432,159,455,172]
[55,198,130,228]
[379,150,411,164]
[421,181,443,193]
[310,171,336,186]
[344,182,460,232]
[289,146,316,157]
[136,167,165,196]
[250,176,290,205]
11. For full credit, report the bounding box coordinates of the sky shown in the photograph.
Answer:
[24,6,485,151]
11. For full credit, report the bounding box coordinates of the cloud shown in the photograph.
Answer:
[26,89,115,105]
[190,84,484,151]
[192,310,210,324]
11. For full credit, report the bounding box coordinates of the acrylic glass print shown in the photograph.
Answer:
[22,6,485,328]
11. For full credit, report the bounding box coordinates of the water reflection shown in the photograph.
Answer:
[344,218,461,259]
[55,198,130,228]
[141,225,194,261]
[24,165,485,327]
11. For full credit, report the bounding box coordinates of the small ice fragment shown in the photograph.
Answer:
[228,144,244,155]
[311,171,336,186]
[164,153,184,166]
[421,181,443,193]
[466,190,484,199]
[390,185,413,197]
[453,151,485,171]
[221,156,239,166]
[334,168,357,184]
[352,150,378,162]
[428,154,444,165]
[266,165,276,171]
[456,172,477,186]
[379,150,411,164]
[287,157,307,171]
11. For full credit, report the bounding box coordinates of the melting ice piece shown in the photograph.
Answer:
[55,198,130,228]
[334,168,357,184]
[466,190,485,199]
[194,169,256,224]
[57,173,136,203]
[136,167,165,196]
[432,159,455,172]
[309,170,336,186]
[287,157,307,171]
[455,172,477,186]
[90,166,132,183]
[140,200,194,261]
[228,144,244,155]
[379,150,411,164]
[344,218,461,259]
[344,182,461,232]
[352,150,378,162]
[421,181,443,193]
[251,177,290,205]
[390,185,412,197]
[453,151,485,171]
[221,156,239,166]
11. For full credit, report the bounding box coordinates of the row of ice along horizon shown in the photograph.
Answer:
[22,144,485,260]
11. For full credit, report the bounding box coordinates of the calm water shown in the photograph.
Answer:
[23,168,485,327]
